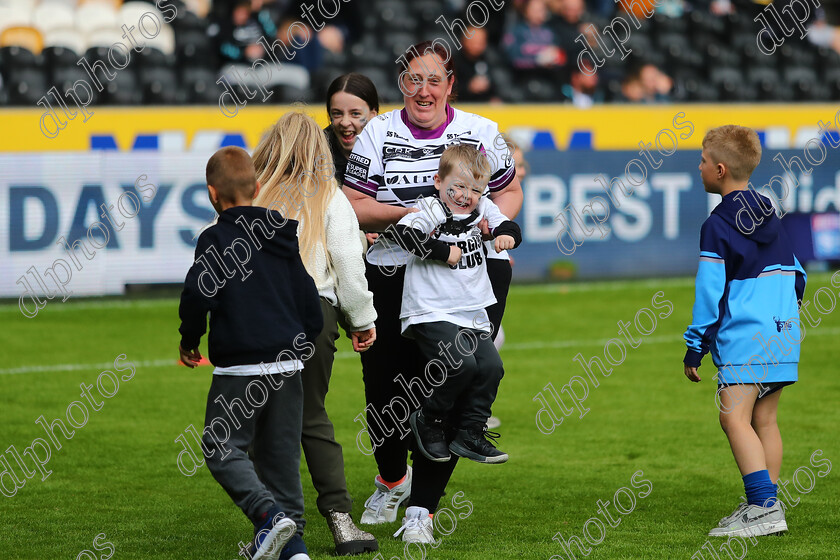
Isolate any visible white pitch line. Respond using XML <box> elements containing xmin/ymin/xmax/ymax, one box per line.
<box><xmin>0</xmin><ymin>299</ymin><xmax>177</xmax><ymax>313</ymax></box>
<box><xmin>0</xmin><ymin>279</ymin><xmax>692</xmax><ymax>313</ymax></box>
<box><xmin>0</xmin><ymin>359</ymin><xmax>175</xmax><ymax>376</ymax></box>
<box><xmin>3</xmin><ymin>272</ymin><xmax>836</xmax><ymax>310</ymax></box>
<box><xmin>4</xmin><ymin>327</ymin><xmax>838</xmax><ymax>376</ymax></box>
<box><xmin>510</xmin><ymin>277</ymin><xmax>695</xmax><ymax>294</ymax></box>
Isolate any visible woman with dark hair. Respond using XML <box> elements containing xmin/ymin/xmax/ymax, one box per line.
<box><xmin>342</xmin><ymin>40</ymin><xmax>523</xmax><ymax>544</ymax></box>
<box><xmin>324</xmin><ymin>73</ymin><xmax>380</xmax><ymax>184</ymax></box>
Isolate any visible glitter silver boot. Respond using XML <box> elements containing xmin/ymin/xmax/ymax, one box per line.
<box><xmin>326</xmin><ymin>510</ymin><xmax>379</xmax><ymax>555</ymax></box>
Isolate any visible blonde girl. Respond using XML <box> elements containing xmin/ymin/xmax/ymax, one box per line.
<box><xmin>252</xmin><ymin>112</ymin><xmax>379</xmax><ymax>557</ymax></box>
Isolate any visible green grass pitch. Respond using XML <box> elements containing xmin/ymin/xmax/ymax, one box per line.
<box><xmin>1</xmin><ymin>274</ymin><xmax>838</xmax><ymax>559</ymax></box>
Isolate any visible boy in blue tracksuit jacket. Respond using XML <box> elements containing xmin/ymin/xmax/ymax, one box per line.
<box><xmin>683</xmin><ymin>125</ymin><xmax>806</xmax><ymax>539</ymax></box>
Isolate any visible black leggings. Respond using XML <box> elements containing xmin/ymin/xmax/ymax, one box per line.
<box><xmin>360</xmin><ymin>261</ymin><xmax>461</xmax><ymax>512</ymax></box>
<box><xmin>485</xmin><ymin>258</ymin><xmax>512</xmax><ymax>341</ymax></box>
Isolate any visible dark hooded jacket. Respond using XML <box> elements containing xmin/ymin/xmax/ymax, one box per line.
<box><xmin>179</xmin><ymin>206</ymin><xmax>323</xmax><ymax>368</ymax></box>
<box><xmin>683</xmin><ymin>189</ymin><xmax>806</xmax><ymax>383</ymax></box>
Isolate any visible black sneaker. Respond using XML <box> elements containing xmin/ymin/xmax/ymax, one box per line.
<box><xmin>409</xmin><ymin>410</ymin><xmax>451</xmax><ymax>462</ymax></box>
<box><xmin>449</xmin><ymin>425</ymin><xmax>509</xmax><ymax>464</ymax></box>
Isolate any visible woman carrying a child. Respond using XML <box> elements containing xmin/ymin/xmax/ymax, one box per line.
<box><xmin>252</xmin><ymin>112</ymin><xmax>379</xmax><ymax>558</ymax></box>
<box><xmin>342</xmin><ymin>40</ymin><xmax>523</xmax><ymax>543</ymax></box>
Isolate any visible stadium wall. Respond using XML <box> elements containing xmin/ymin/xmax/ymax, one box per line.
<box><xmin>2</xmin><ymin>104</ymin><xmax>840</xmax><ymax>299</ymax></box>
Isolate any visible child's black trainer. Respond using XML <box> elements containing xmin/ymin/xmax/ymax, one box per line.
<box><xmin>409</xmin><ymin>410</ymin><xmax>451</xmax><ymax>462</ymax></box>
<box><xmin>449</xmin><ymin>425</ymin><xmax>508</xmax><ymax>464</ymax></box>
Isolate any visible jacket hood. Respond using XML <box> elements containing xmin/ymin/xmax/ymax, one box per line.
<box><xmin>218</xmin><ymin>206</ymin><xmax>300</xmax><ymax>258</ymax></box>
<box><xmin>714</xmin><ymin>190</ymin><xmax>781</xmax><ymax>244</ymax></box>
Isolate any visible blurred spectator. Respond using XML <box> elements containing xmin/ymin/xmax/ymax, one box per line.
<box><xmin>503</xmin><ymin>0</ymin><xmax>569</xmax><ymax>82</ymax></box>
<box><xmin>455</xmin><ymin>27</ymin><xmax>503</xmax><ymax>103</ymax></box>
<box><xmin>579</xmin><ymin>0</ymin><xmax>614</xmax><ymax>19</ymax></box>
<box><xmin>215</xmin><ymin>2</ymin><xmax>321</xmax><ymax>94</ymax></box>
<box><xmin>640</xmin><ymin>63</ymin><xmax>673</xmax><ymax>101</ymax></box>
<box><xmin>314</xmin><ymin>0</ymin><xmax>363</xmax><ymax>54</ymax></box>
<box><xmin>617</xmin><ymin>63</ymin><xmax>672</xmax><ymax>102</ymax></box>
<box><xmin>547</xmin><ymin>0</ymin><xmax>591</xmax><ymax>53</ymax></box>
<box><xmin>651</xmin><ymin>0</ymin><xmax>684</xmax><ymax>18</ymax></box>
<box><xmin>808</xmin><ymin>19</ymin><xmax>840</xmax><ymax>54</ymax></box>
<box><xmin>686</xmin><ymin>0</ymin><xmax>732</xmax><ymax>15</ymax></box>
<box><xmin>709</xmin><ymin>0</ymin><xmax>734</xmax><ymax>16</ymax></box>
<box><xmin>620</xmin><ymin>71</ymin><xmax>647</xmax><ymax>102</ymax></box>
<box><xmin>561</xmin><ymin>62</ymin><xmax>603</xmax><ymax>107</ymax></box>
<box><xmin>217</xmin><ymin>0</ymin><xmax>278</xmax><ymax>64</ymax></box>
<box><xmin>277</xmin><ymin>16</ymin><xmax>323</xmax><ymax>72</ymax></box>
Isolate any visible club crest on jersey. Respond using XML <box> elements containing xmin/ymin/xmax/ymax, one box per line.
<box><xmin>773</xmin><ymin>316</ymin><xmax>793</xmax><ymax>332</ymax></box>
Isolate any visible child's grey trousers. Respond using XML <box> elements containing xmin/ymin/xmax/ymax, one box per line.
<box><xmin>201</xmin><ymin>369</ymin><xmax>305</xmax><ymax>535</ymax></box>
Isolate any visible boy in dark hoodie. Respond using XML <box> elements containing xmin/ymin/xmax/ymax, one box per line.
<box><xmin>179</xmin><ymin>146</ymin><xmax>323</xmax><ymax>560</ymax></box>
<box><xmin>683</xmin><ymin>125</ymin><xmax>806</xmax><ymax>539</ymax></box>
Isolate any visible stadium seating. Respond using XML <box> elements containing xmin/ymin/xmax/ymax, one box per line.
<box><xmin>0</xmin><ymin>25</ymin><xmax>44</xmax><ymax>53</ymax></box>
<box><xmin>74</xmin><ymin>2</ymin><xmax>118</xmax><ymax>34</ymax></box>
<box><xmin>1</xmin><ymin>0</ymin><xmax>839</xmax><ymax>107</ymax></box>
<box><xmin>32</xmin><ymin>2</ymin><xmax>76</xmax><ymax>33</ymax></box>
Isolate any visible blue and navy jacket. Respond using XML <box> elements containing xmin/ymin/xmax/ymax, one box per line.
<box><xmin>684</xmin><ymin>190</ymin><xmax>806</xmax><ymax>384</ymax></box>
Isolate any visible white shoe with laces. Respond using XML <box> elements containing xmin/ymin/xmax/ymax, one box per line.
<box><xmin>709</xmin><ymin>501</ymin><xmax>787</xmax><ymax>537</ymax></box>
<box><xmin>718</xmin><ymin>500</ymin><xmax>749</xmax><ymax>527</ymax></box>
<box><xmin>393</xmin><ymin>506</ymin><xmax>436</xmax><ymax>544</ymax></box>
<box><xmin>360</xmin><ymin>466</ymin><xmax>412</xmax><ymax>525</ymax></box>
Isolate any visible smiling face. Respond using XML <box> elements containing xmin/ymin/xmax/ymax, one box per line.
<box><xmin>329</xmin><ymin>90</ymin><xmax>376</xmax><ymax>156</ymax></box>
<box><xmin>401</xmin><ymin>53</ymin><xmax>453</xmax><ymax>130</ymax></box>
<box><xmin>435</xmin><ymin>165</ymin><xmax>484</xmax><ymax>215</ymax></box>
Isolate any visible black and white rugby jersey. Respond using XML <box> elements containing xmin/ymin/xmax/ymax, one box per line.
<box><xmin>391</xmin><ymin>196</ymin><xmax>520</xmax><ymax>333</ymax></box>
<box><xmin>343</xmin><ymin>105</ymin><xmax>515</xmax><ymax>265</ymax></box>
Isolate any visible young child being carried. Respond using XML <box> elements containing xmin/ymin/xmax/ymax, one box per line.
<box><xmin>178</xmin><ymin>146</ymin><xmax>323</xmax><ymax>560</ymax></box>
<box><xmin>683</xmin><ymin>125</ymin><xmax>806</xmax><ymax>538</ymax></box>
<box><xmin>385</xmin><ymin>143</ymin><xmax>521</xmax><ymax>465</ymax></box>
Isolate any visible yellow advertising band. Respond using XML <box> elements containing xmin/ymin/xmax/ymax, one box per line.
<box><xmin>0</xmin><ymin>103</ymin><xmax>835</xmax><ymax>152</ymax></box>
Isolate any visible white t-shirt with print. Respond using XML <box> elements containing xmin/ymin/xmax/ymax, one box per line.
<box><xmin>396</xmin><ymin>196</ymin><xmax>510</xmax><ymax>334</ymax></box>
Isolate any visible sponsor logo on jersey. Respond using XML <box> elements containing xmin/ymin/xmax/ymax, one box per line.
<box><xmin>348</xmin><ymin>152</ymin><xmax>371</xmax><ymax>166</ymax></box>
<box><xmin>386</xmin><ymin>174</ymin><xmax>436</xmax><ymax>185</ymax></box>
<box><xmin>383</xmin><ymin>144</ymin><xmax>446</xmax><ymax>162</ymax></box>
<box><xmin>346</xmin><ymin>163</ymin><xmax>368</xmax><ymax>182</ymax></box>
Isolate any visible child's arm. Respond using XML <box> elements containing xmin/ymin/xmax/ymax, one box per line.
<box><xmin>177</xmin><ymin>232</ymin><xmax>218</xmax><ymax>367</ymax></box>
<box><xmin>389</xmin><ymin>197</ymin><xmax>458</xmax><ymax>264</ymax></box>
<box><xmin>325</xmin><ymin>192</ymin><xmax>377</xmax><ymax>332</ymax></box>
<box><xmin>482</xmin><ymin>198</ymin><xmax>522</xmax><ymax>252</ymax></box>
<box><xmin>683</xmin><ymin>216</ymin><xmax>729</xmax><ymax>377</ymax></box>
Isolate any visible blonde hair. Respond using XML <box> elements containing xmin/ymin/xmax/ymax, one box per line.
<box><xmin>702</xmin><ymin>125</ymin><xmax>762</xmax><ymax>181</ymax></box>
<box><xmin>252</xmin><ymin>112</ymin><xmax>337</xmax><ymax>276</ymax></box>
<box><xmin>438</xmin><ymin>143</ymin><xmax>492</xmax><ymax>188</ymax></box>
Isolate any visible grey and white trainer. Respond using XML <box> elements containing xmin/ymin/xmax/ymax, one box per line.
<box><xmin>709</xmin><ymin>501</ymin><xmax>787</xmax><ymax>537</ymax></box>
<box><xmin>360</xmin><ymin>466</ymin><xmax>412</xmax><ymax>525</ymax></box>
<box><xmin>718</xmin><ymin>500</ymin><xmax>749</xmax><ymax>527</ymax></box>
